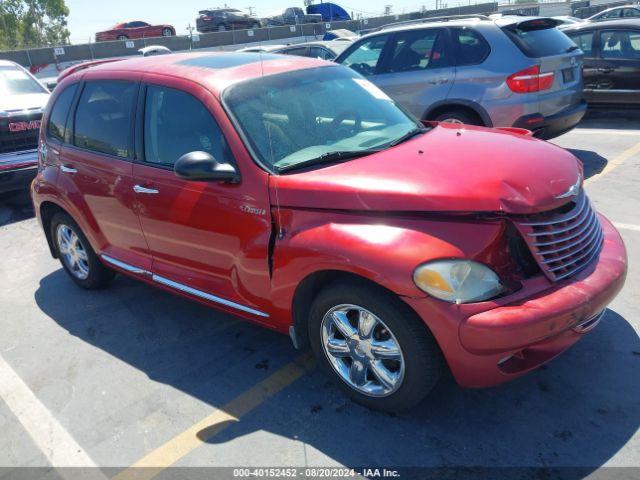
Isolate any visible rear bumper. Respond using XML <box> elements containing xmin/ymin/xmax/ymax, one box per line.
<box><xmin>513</xmin><ymin>101</ymin><xmax>587</xmax><ymax>140</ymax></box>
<box><xmin>404</xmin><ymin>215</ymin><xmax>627</xmax><ymax>388</ymax></box>
<box><xmin>0</xmin><ymin>150</ymin><xmax>38</xmax><ymax>194</ymax></box>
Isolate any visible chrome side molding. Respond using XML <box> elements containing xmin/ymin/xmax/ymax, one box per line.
<box><xmin>100</xmin><ymin>254</ymin><xmax>269</xmax><ymax>318</ymax></box>
<box><xmin>101</xmin><ymin>254</ymin><xmax>151</xmax><ymax>276</ymax></box>
<box><xmin>152</xmin><ymin>274</ymin><xmax>269</xmax><ymax>318</ymax></box>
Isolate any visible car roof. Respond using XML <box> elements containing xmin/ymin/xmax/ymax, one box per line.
<box><xmin>563</xmin><ymin>18</ymin><xmax>640</xmax><ymax>31</ymax></box>
<box><xmin>69</xmin><ymin>51</ymin><xmax>331</xmax><ymax>97</ymax></box>
<box><xmin>0</xmin><ymin>60</ymin><xmax>20</xmax><ymax>68</ymax></box>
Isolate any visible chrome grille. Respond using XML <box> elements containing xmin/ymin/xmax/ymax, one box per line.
<box><xmin>514</xmin><ymin>193</ymin><xmax>604</xmax><ymax>281</ymax></box>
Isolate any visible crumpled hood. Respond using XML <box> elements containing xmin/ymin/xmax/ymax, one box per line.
<box><xmin>271</xmin><ymin>124</ymin><xmax>583</xmax><ymax>215</ymax></box>
<box><xmin>0</xmin><ymin>93</ymin><xmax>49</xmax><ymax>114</ymax></box>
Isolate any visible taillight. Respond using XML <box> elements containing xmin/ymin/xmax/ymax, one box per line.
<box><xmin>507</xmin><ymin>65</ymin><xmax>554</xmax><ymax>93</ymax></box>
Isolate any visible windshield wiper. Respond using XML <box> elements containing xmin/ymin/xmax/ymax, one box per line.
<box><xmin>275</xmin><ymin>149</ymin><xmax>380</xmax><ymax>173</ymax></box>
<box><xmin>387</xmin><ymin>127</ymin><xmax>428</xmax><ymax>148</ymax></box>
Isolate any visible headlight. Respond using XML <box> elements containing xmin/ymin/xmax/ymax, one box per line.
<box><xmin>413</xmin><ymin>260</ymin><xmax>504</xmax><ymax>304</ymax></box>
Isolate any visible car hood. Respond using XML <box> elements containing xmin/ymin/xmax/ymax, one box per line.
<box><xmin>0</xmin><ymin>93</ymin><xmax>49</xmax><ymax>114</ymax></box>
<box><xmin>270</xmin><ymin>124</ymin><xmax>583</xmax><ymax>215</ymax></box>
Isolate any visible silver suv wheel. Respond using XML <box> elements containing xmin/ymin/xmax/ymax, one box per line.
<box><xmin>56</xmin><ymin>224</ymin><xmax>90</xmax><ymax>280</ymax></box>
<box><xmin>320</xmin><ymin>304</ymin><xmax>405</xmax><ymax>397</ymax></box>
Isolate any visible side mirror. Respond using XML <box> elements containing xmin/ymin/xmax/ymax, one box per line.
<box><xmin>174</xmin><ymin>151</ymin><xmax>239</xmax><ymax>183</ymax></box>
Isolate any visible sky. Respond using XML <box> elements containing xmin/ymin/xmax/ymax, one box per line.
<box><xmin>65</xmin><ymin>0</ymin><xmax>444</xmax><ymax>43</ymax></box>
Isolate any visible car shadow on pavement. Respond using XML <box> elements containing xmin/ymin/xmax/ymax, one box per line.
<box><xmin>580</xmin><ymin>108</ymin><xmax>640</xmax><ymax>131</ymax></box>
<box><xmin>567</xmin><ymin>149</ymin><xmax>608</xmax><ymax>180</ymax></box>
<box><xmin>0</xmin><ymin>191</ymin><xmax>34</xmax><ymax>227</ymax></box>
<box><xmin>35</xmin><ymin>271</ymin><xmax>640</xmax><ymax>471</ymax></box>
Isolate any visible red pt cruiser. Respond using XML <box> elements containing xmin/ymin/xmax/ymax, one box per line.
<box><xmin>31</xmin><ymin>53</ymin><xmax>627</xmax><ymax>411</ymax></box>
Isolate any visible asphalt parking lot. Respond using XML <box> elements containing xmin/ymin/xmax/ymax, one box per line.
<box><xmin>0</xmin><ymin>109</ymin><xmax>639</xmax><ymax>478</ymax></box>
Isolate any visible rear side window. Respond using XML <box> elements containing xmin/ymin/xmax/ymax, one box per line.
<box><xmin>567</xmin><ymin>32</ymin><xmax>594</xmax><ymax>57</ymax></box>
<box><xmin>338</xmin><ymin>34</ymin><xmax>389</xmax><ymax>76</ymax></box>
<box><xmin>502</xmin><ymin>24</ymin><xmax>577</xmax><ymax>57</ymax></box>
<box><xmin>47</xmin><ymin>84</ymin><xmax>77</xmax><ymax>143</ymax></box>
<box><xmin>74</xmin><ymin>81</ymin><xmax>137</xmax><ymax>158</ymax></box>
<box><xmin>309</xmin><ymin>46</ymin><xmax>334</xmax><ymax>60</ymax></box>
<box><xmin>600</xmin><ymin>30</ymin><xmax>640</xmax><ymax>60</ymax></box>
<box><xmin>382</xmin><ymin>28</ymin><xmax>449</xmax><ymax>73</ymax></box>
<box><xmin>451</xmin><ymin>27</ymin><xmax>490</xmax><ymax>65</ymax></box>
<box><xmin>143</xmin><ymin>85</ymin><xmax>232</xmax><ymax>167</ymax></box>
<box><xmin>281</xmin><ymin>47</ymin><xmax>308</xmax><ymax>56</ymax></box>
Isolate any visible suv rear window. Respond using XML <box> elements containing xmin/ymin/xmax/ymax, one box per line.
<box><xmin>502</xmin><ymin>21</ymin><xmax>577</xmax><ymax>58</ymax></box>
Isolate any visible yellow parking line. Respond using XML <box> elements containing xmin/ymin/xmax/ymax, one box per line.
<box><xmin>585</xmin><ymin>140</ymin><xmax>640</xmax><ymax>184</ymax></box>
<box><xmin>112</xmin><ymin>352</ymin><xmax>315</xmax><ymax>480</ymax></box>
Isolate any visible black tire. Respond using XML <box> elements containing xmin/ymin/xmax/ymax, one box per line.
<box><xmin>218</xmin><ymin>24</ymin><xmax>227</xmax><ymax>32</ymax></box>
<box><xmin>250</xmin><ymin>22</ymin><xmax>261</xmax><ymax>29</ymax></box>
<box><xmin>162</xmin><ymin>28</ymin><xmax>173</xmax><ymax>37</ymax></box>
<box><xmin>308</xmin><ymin>281</ymin><xmax>443</xmax><ymax>412</ymax></box>
<box><xmin>434</xmin><ymin>110</ymin><xmax>482</xmax><ymax>126</ymax></box>
<box><xmin>50</xmin><ymin>212</ymin><xmax>115</xmax><ymax>289</ymax></box>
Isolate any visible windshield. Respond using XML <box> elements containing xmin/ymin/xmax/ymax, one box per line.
<box><xmin>0</xmin><ymin>66</ymin><xmax>47</xmax><ymax>96</ymax></box>
<box><xmin>223</xmin><ymin>67</ymin><xmax>420</xmax><ymax>172</ymax></box>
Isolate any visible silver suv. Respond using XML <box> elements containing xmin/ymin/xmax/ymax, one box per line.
<box><xmin>335</xmin><ymin>15</ymin><xmax>586</xmax><ymax>139</ymax></box>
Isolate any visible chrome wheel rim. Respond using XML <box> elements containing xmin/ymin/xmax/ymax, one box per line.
<box><xmin>56</xmin><ymin>224</ymin><xmax>89</xmax><ymax>280</ymax></box>
<box><xmin>321</xmin><ymin>304</ymin><xmax>405</xmax><ymax>397</ymax></box>
<box><xmin>162</xmin><ymin>28</ymin><xmax>172</xmax><ymax>36</ymax></box>
<box><xmin>442</xmin><ymin>118</ymin><xmax>464</xmax><ymax>124</ymax></box>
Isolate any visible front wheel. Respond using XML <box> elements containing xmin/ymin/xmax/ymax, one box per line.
<box><xmin>433</xmin><ymin>110</ymin><xmax>482</xmax><ymax>126</ymax></box>
<box><xmin>51</xmin><ymin>212</ymin><xmax>115</xmax><ymax>289</ymax></box>
<box><xmin>308</xmin><ymin>282</ymin><xmax>443</xmax><ymax>412</ymax></box>
<box><xmin>117</xmin><ymin>35</ymin><xmax>128</xmax><ymax>41</ymax></box>
<box><xmin>162</xmin><ymin>28</ymin><xmax>173</xmax><ymax>37</ymax></box>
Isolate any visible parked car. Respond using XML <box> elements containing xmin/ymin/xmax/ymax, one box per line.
<box><xmin>0</xmin><ymin>60</ymin><xmax>49</xmax><ymax>194</ymax></box>
<box><xmin>139</xmin><ymin>45</ymin><xmax>172</xmax><ymax>57</ymax></box>
<box><xmin>95</xmin><ymin>21</ymin><xmax>175</xmax><ymax>42</ymax></box>
<box><xmin>586</xmin><ymin>5</ymin><xmax>640</xmax><ymax>22</ymax></box>
<box><xmin>553</xmin><ymin>16</ymin><xmax>584</xmax><ymax>29</ymax></box>
<box><xmin>262</xmin><ymin>7</ymin><xmax>322</xmax><ymax>27</ymax></box>
<box><xmin>273</xmin><ymin>40</ymin><xmax>352</xmax><ymax>60</ymax></box>
<box><xmin>323</xmin><ymin>29</ymin><xmax>359</xmax><ymax>41</ymax></box>
<box><xmin>196</xmin><ymin>8</ymin><xmax>261</xmax><ymax>32</ymax></box>
<box><xmin>563</xmin><ymin>19</ymin><xmax>640</xmax><ymax>105</ymax></box>
<box><xmin>32</xmin><ymin>52</ymin><xmax>626</xmax><ymax>412</ymax></box>
<box><xmin>335</xmin><ymin>15</ymin><xmax>587</xmax><ymax>139</ymax></box>
<box><xmin>237</xmin><ymin>44</ymin><xmax>288</xmax><ymax>53</ymax></box>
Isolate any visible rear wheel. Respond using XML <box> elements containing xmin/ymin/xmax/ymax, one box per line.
<box><xmin>434</xmin><ymin>110</ymin><xmax>482</xmax><ymax>126</ymax></box>
<box><xmin>308</xmin><ymin>282</ymin><xmax>443</xmax><ymax>412</ymax></box>
<box><xmin>117</xmin><ymin>35</ymin><xmax>128</xmax><ymax>41</ymax></box>
<box><xmin>162</xmin><ymin>28</ymin><xmax>173</xmax><ymax>37</ymax></box>
<box><xmin>218</xmin><ymin>24</ymin><xmax>227</xmax><ymax>32</ymax></box>
<box><xmin>51</xmin><ymin>212</ymin><xmax>115</xmax><ymax>289</ymax></box>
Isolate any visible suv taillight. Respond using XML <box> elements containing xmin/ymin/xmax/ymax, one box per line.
<box><xmin>507</xmin><ymin>65</ymin><xmax>554</xmax><ymax>93</ymax></box>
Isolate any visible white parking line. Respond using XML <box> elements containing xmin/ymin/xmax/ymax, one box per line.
<box><xmin>614</xmin><ymin>222</ymin><xmax>640</xmax><ymax>232</ymax></box>
<box><xmin>573</xmin><ymin>128</ymin><xmax>640</xmax><ymax>136</ymax></box>
<box><xmin>0</xmin><ymin>353</ymin><xmax>102</xmax><ymax>471</ymax></box>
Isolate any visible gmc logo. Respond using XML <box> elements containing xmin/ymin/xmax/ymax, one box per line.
<box><xmin>9</xmin><ymin>120</ymin><xmax>41</xmax><ymax>132</ymax></box>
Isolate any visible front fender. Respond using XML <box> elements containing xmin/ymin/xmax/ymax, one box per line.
<box><xmin>269</xmin><ymin>208</ymin><xmax>509</xmax><ymax>326</ymax></box>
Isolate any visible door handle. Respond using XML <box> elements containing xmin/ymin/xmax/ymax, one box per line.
<box><xmin>133</xmin><ymin>185</ymin><xmax>159</xmax><ymax>194</ymax></box>
<box><xmin>60</xmin><ymin>165</ymin><xmax>77</xmax><ymax>173</ymax></box>
<box><xmin>597</xmin><ymin>67</ymin><xmax>614</xmax><ymax>74</ymax></box>
<box><xmin>427</xmin><ymin>77</ymin><xmax>449</xmax><ymax>85</ymax></box>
